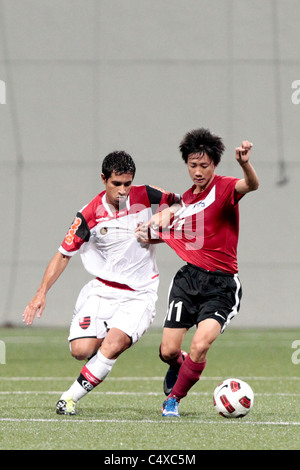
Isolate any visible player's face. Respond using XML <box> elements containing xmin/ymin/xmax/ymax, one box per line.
<box><xmin>187</xmin><ymin>153</ymin><xmax>215</xmax><ymax>193</ymax></box>
<box><xmin>102</xmin><ymin>171</ymin><xmax>133</xmax><ymax>211</ymax></box>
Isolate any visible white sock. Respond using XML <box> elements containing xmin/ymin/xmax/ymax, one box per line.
<box><xmin>61</xmin><ymin>350</ymin><xmax>116</xmax><ymax>402</ymax></box>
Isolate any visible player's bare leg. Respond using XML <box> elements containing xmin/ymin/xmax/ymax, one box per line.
<box><xmin>189</xmin><ymin>318</ymin><xmax>221</xmax><ymax>363</ymax></box>
<box><xmin>70</xmin><ymin>337</ymin><xmax>103</xmax><ymax>361</ymax></box>
<box><xmin>56</xmin><ymin>328</ymin><xmax>132</xmax><ymax>415</ymax></box>
<box><xmin>160</xmin><ymin>327</ymin><xmax>188</xmax><ymax>362</ymax></box>
<box><xmin>159</xmin><ymin>327</ymin><xmax>188</xmax><ymax>396</ymax></box>
<box><xmin>162</xmin><ymin>319</ymin><xmax>221</xmax><ymax>417</ymax></box>
<box><xmin>100</xmin><ymin>328</ymin><xmax>132</xmax><ymax>360</ymax></box>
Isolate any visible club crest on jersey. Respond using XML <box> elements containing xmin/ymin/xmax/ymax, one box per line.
<box><xmin>100</xmin><ymin>227</ymin><xmax>108</xmax><ymax>235</ymax></box>
<box><xmin>79</xmin><ymin>316</ymin><xmax>91</xmax><ymax>330</ymax></box>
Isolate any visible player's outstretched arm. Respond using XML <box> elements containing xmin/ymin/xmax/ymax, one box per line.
<box><xmin>22</xmin><ymin>251</ymin><xmax>70</xmax><ymax>325</ymax></box>
<box><xmin>235</xmin><ymin>141</ymin><xmax>259</xmax><ymax>194</ymax></box>
<box><xmin>148</xmin><ymin>203</ymin><xmax>182</xmax><ymax>231</ymax></box>
<box><xmin>135</xmin><ymin>203</ymin><xmax>182</xmax><ymax>244</ymax></box>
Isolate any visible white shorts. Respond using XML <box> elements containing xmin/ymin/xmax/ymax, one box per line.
<box><xmin>68</xmin><ymin>279</ymin><xmax>158</xmax><ymax>345</ymax></box>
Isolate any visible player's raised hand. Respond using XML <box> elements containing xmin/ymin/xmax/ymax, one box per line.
<box><xmin>235</xmin><ymin>141</ymin><xmax>253</xmax><ymax>165</ymax></box>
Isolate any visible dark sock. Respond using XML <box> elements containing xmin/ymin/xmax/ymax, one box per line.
<box><xmin>169</xmin><ymin>354</ymin><xmax>207</xmax><ymax>401</ymax></box>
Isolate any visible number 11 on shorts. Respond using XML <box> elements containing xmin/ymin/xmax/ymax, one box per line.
<box><xmin>167</xmin><ymin>300</ymin><xmax>183</xmax><ymax>322</ymax></box>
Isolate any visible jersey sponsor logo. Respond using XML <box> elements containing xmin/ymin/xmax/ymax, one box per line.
<box><xmin>65</xmin><ymin>216</ymin><xmax>82</xmax><ymax>245</ymax></box>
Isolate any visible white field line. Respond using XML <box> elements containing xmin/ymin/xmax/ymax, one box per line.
<box><xmin>0</xmin><ymin>391</ymin><xmax>299</xmax><ymax>397</ymax></box>
<box><xmin>0</xmin><ymin>417</ymin><xmax>299</xmax><ymax>426</ymax></box>
<box><xmin>1</xmin><ymin>376</ymin><xmax>300</xmax><ymax>381</ymax></box>
<box><xmin>0</xmin><ymin>382</ymin><xmax>299</xmax><ymax>426</ymax></box>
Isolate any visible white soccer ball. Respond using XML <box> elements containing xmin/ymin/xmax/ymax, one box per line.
<box><xmin>213</xmin><ymin>378</ymin><xmax>254</xmax><ymax>418</ymax></box>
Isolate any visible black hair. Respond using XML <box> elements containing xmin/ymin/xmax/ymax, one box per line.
<box><xmin>179</xmin><ymin>128</ymin><xmax>225</xmax><ymax>166</ymax></box>
<box><xmin>102</xmin><ymin>151</ymin><xmax>136</xmax><ymax>180</ymax></box>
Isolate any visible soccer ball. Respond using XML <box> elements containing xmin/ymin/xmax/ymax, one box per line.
<box><xmin>213</xmin><ymin>378</ymin><xmax>254</xmax><ymax>418</ymax></box>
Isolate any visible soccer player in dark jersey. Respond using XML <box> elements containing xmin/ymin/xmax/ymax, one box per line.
<box><xmin>139</xmin><ymin>128</ymin><xmax>259</xmax><ymax>418</ymax></box>
<box><xmin>23</xmin><ymin>151</ymin><xmax>180</xmax><ymax>415</ymax></box>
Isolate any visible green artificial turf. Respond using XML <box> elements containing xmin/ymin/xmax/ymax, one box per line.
<box><xmin>0</xmin><ymin>327</ymin><xmax>299</xmax><ymax>451</ymax></box>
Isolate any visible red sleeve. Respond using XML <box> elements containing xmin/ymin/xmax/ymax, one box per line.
<box><xmin>219</xmin><ymin>177</ymin><xmax>243</xmax><ymax>207</ymax></box>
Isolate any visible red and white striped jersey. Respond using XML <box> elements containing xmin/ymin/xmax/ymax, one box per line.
<box><xmin>159</xmin><ymin>175</ymin><xmax>243</xmax><ymax>274</ymax></box>
<box><xmin>59</xmin><ymin>185</ymin><xmax>180</xmax><ymax>291</ymax></box>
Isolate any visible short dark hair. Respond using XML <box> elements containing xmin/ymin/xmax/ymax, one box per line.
<box><xmin>179</xmin><ymin>128</ymin><xmax>225</xmax><ymax>165</ymax></box>
<box><xmin>102</xmin><ymin>151</ymin><xmax>136</xmax><ymax>180</ymax></box>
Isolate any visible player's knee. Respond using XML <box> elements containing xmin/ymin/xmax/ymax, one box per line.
<box><xmin>70</xmin><ymin>337</ymin><xmax>102</xmax><ymax>361</ymax></box>
<box><xmin>159</xmin><ymin>343</ymin><xmax>179</xmax><ymax>363</ymax></box>
<box><xmin>190</xmin><ymin>338</ymin><xmax>210</xmax><ymax>362</ymax></box>
<box><xmin>70</xmin><ymin>349</ymin><xmax>88</xmax><ymax>361</ymax></box>
<box><xmin>70</xmin><ymin>343</ymin><xmax>93</xmax><ymax>361</ymax></box>
<box><xmin>100</xmin><ymin>333</ymin><xmax>131</xmax><ymax>359</ymax></box>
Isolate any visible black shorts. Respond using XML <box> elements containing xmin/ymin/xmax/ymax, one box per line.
<box><xmin>163</xmin><ymin>264</ymin><xmax>242</xmax><ymax>333</ymax></box>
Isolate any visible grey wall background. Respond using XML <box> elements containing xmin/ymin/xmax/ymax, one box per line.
<box><xmin>0</xmin><ymin>0</ymin><xmax>299</xmax><ymax>329</ymax></box>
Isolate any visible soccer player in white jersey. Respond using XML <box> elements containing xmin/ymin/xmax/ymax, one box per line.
<box><xmin>137</xmin><ymin>128</ymin><xmax>259</xmax><ymax>418</ymax></box>
<box><xmin>23</xmin><ymin>151</ymin><xmax>180</xmax><ymax>415</ymax></box>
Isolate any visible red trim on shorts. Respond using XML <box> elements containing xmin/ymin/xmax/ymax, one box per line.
<box><xmin>96</xmin><ymin>277</ymin><xmax>135</xmax><ymax>291</ymax></box>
